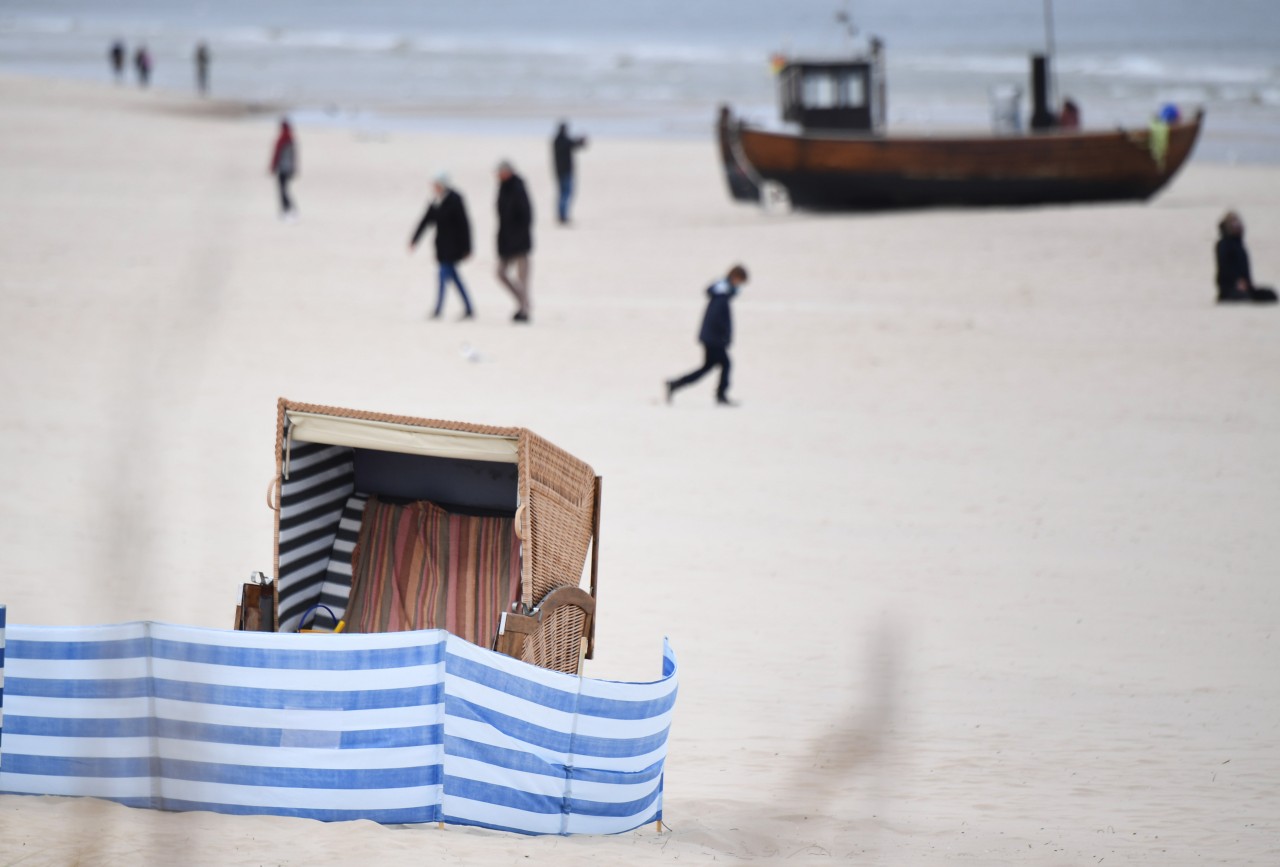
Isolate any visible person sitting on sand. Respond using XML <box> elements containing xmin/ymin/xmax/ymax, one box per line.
<box><xmin>1215</xmin><ymin>211</ymin><xmax>1276</xmax><ymax>304</ymax></box>
<box><xmin>665</xmin><ymin>264</ymin><xmax>749</xmax><ymax>407</ymax></box>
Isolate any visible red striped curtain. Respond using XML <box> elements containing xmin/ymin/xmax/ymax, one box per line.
<box><xmin>345</xmin><ymin>497</ymin><xmax>521</xmax><ymax>647</ymax></box>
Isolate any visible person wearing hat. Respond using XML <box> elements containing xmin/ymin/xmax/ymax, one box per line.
<box><xmin>409</xmin><ymin>173</ymin><xmax>475</xmax><ymax>319</ymax></box>
<box><xmin>495</xmin><ymin>160</ymin><xmax>533</xmax><ymax>323</ymax></box>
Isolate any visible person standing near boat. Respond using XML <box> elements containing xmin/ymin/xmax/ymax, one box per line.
<box><xmin>495</xmin><ymin>160</ymin><xmax>533</xmax><ymax>323</ymax></box>
<box><xmin>1058</xmin><ymin>97</ymin><xmax>1080</xmax><ymax>129</ymax></box>
<box><xmin>552</xmin><ymin>121</ymin><xmax>587</xmax><ymax>225</ymax></box>
<box><xmin>665</xmin><ymin>264</ymin><xmax>749</xmax><ymax>407</ymax></box>
<box><xmin>1215</xmin><ymin>211</ymin><xmax>1276</xmax><ymax>304</ymax></box>
<box><xmin>410</xmin><ymin>174</ymin><xmax>475</xmax><ymax>320</ymax></box>
<box><xmin>269</xmin><ymin>119</ymin><xmax>298</xmax><ymax>219</ymax></box>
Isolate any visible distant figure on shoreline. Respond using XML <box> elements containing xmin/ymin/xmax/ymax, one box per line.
<box><xmin>109</xmin><ymin>40</ymin><xmax>126</xmax><ymax>83</ymax></box>
<box><xmin>133</xmin><ymin>45</ymin><xmax>151</xmax><ymax>88</ymax></box>
<box><xmin>552</xmin><ymin>120</ymin><xmax>587</xmax><ymax>225</ymax></box>
<box><xmin>1058</xmin><ymin>97</ymin><xmax>1080</xmax><ymax>130</ymax></box>
<box><xmin>664</xmin><ymin>264</ymin><xmax>749</xmax><ymax>407</ymax></box>
<box><xmin>410</xmin><ymin>174</ymin><xmax>475</xmax><ymax>320</ymax></box>
<box><xmin>268</xmin><ymin>119</ymin><xmax>298</xmax><ymax>219</ymax></box>
<box><xmin>495</xmin><ymin>160</ymin><xmax>533</xmax><ymax>323</ymax></box>
<box><xmin>1215</xmin><ymin>211</ymin><xmax>1276</xmax><ymax>304</ymax></box>
<box><xmin>195</xmin><ymin>42</ymin><xmax>211</xmax><ymax>95</ymax></box>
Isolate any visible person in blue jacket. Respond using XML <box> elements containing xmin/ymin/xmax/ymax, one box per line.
<box><xmin>665</xmin><ymin>264</ymin><xmax>749</xmax><ymax>406</ymax></box>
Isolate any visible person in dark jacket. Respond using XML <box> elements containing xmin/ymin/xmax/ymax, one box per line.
<box><xmin>410</xmin><ymin>174</ymin><xmax>475</xmax><ymax>319</ymax></box>
<box><xmin>268</xmin><ymin>119</ymin><xmax>298</xmax><ymax>218</ymax></box>
<box><xmin>109</xmin><ymin>40</ymin><xmax>126</xmax><ymax>83</ymax></box>
<box><xmin>195</xmin><ymin>42</ymin><xmax>211</xmax><ymax>95</ymax></box>
<box><xmin>495</xmin><ymin>160</ymin><xmax>533</xmax><ymax>322</ymax></box>
<box><xmin>665</xmin><ymin>264</ymin><xmax>749</xmax><ymax>406</ymax></box>
<box><xmin>1215</xmin><ymin>211</ymin><xmax>1275</xmax><ymax>303</ymax></box>
<box><xmin>552</xmin><ymin>121</ymin><xmax>587</xmax><ymax>224</ymax></box>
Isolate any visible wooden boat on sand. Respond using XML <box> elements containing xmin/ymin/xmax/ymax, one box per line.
<box><xmin>719</xmin><ymin>43</ymin><xmax>1204</xmax><ymax>210</ymax></box>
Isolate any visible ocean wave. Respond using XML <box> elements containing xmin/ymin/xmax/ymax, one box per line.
<box><xmin>0</xmin><ymin>13</ymin><xmax>757</xmax><ymax>67</ymax></box>
<box><xmin>896</xmin><ymin>50</ymin><xmax>1275</xmax><ymax>88</ymax></box>
<box><xmin>0</xmin><ymin>15</ymin><xmax>79</xmax><ymax>35</ymax></box>
<box><xmin>1059</xmin><ymin>54</ymin><xmax>1272</xmax><ymax>85</ymax></box>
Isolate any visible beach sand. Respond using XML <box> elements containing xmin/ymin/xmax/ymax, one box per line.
<box><xmin>0</xmin><ymin>74</ymin><xmax>1277</xmax><ymax>864</ymax></box>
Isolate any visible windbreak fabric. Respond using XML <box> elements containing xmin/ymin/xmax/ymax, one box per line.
<box><xmin>0</xmin><ymin>611</ymin><xmax>676</xmax><ymax>835</ymax></box>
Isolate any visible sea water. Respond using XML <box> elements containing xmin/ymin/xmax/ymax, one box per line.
<box><xmin>1</xmin><ymin>0</ymin><xmax>1277</xmax><ymax>162</ymax></box>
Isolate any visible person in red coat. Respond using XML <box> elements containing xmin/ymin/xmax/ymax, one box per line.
<box><xmin>269</xmin><ymin>119</ymin><xmax>298</xmax><ymax>219</ymax></box>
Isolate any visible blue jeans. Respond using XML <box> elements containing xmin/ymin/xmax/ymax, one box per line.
<box><xmin>436</xmin><ymin>262</ymin><xmax>473</xmax><ymax>316</ymax></box>
<box><xmin>557</xmin><ymin>174</ymin><xmax>574</xmax><ymax>223</ymax></box>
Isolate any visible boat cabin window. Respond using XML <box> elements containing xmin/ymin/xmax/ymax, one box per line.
<box><xmin>795</xmin><ymin>69</ymin><xmax>868</xmax><ymax>111</ymax></box>
<box><xmin>781</xmin><ymin>61</ymin><xmax>875</xmax><ymax>133</ymax></box>
<box><xmin>802</xmin><ymin>72</ymin><xmax>839</xmax><ymax>109</ymax></box>
<box><xmin>841</xmin><ymin>70</ymin><xmax>867</xmax><ymax>108</ymax></box>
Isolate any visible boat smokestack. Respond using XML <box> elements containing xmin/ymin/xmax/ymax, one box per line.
<box><xmin>1030</xmin><ymin>54</ymin><xmax>1054</xmax><ymax>130</ymax></box>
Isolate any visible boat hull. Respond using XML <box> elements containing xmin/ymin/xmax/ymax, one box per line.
<box><xmin>721</xmin><ymin>112</ymin><xmax>1204</xmax><ymax>210</ymax></box>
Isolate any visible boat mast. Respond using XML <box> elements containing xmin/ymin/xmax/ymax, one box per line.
<box><xmin>836</xmin><ymin>0</ymin><xmax>857</xmax><ymax>54</ymax></box>
<box><xmin>1043</xmin><ymin>0</ymin><xmax>1057</xmax><ymax>109</ymax></box>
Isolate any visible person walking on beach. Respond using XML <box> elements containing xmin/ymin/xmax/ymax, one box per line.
<box><xmin>109</xmin><ymin>40</ymin><xmax>126</xmax><ymax>83</ymax></box>
<box><xmin>665</xmin><ymin>264</ymin><xmax>749</xmax><ymax>406</ymax></box>
<box><xmin>269</xmin><ymin>119</ymin><xmax>298</xmax><ymax>219</ymax></box>
<box><xmin>133</xmin><ymin>44</ymin><xmax>151</xmax><ymax>88</ymax></box>
<box><xmin>495</xmin><ymin>160</ymin><xmax>533</xmax><ymax>322</ymax></box>
<box><xmin>1215</xmin><ymin>210</ymin><xmax>1276</xmax><ymax>304</ymax></box>
<box><xmin>552</xmin><ymin>121</ymin><xmax>587</xmax><ymax>224</ymax></box>
<box><xmin>194</xmin><ymin>42</ymin><xmax>211</xmax><ymax>95</ymax></box>
<box><xmin>410</xmin><ymin>174</ymin><xmax>475</xmax><ymax>320</ymax></box>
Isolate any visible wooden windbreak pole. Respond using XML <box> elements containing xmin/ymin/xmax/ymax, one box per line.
<box><xmin>587</xmin><ymin>476</ymin><xmax>602</xmax><ymax>659</ymax></box>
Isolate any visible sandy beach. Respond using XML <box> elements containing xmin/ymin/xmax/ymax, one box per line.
<box><xmin>0</xmin><ymin>73</ymin><xmax>1277</xmax><ymax>864</ymax></box>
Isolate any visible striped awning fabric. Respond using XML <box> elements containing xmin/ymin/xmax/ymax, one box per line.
<box><xmin>0</xmin><ymin>608</ymin><xmax>676</xmax><ymax>835</ymax></box>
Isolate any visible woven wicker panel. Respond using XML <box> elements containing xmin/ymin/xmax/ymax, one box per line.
<box><xmin>520</xmin><ymin>604</ymin><xmax>587</xmax><ymax>674</ymax></box>
<box><xmin>518</xmin><ymin>430</ymin><xmax>596</xmax><ymax>610</ymax></box>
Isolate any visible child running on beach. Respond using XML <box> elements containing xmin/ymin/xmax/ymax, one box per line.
<box><xmin>664</xmin><ymin>264</ymin><xmax>748</xmax><ymax>407</ymax></box>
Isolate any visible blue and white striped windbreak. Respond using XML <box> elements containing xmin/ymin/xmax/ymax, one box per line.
<box><xmin>0</xmin><ymin>607</ymin><xmax>677</xmax><ymax>835</ymax></box>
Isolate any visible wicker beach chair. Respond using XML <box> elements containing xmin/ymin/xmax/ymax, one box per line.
<box><xmin>235</xmin><ymin>399</ymin><xmax>601</xmax><ymax>674</ymax></box>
